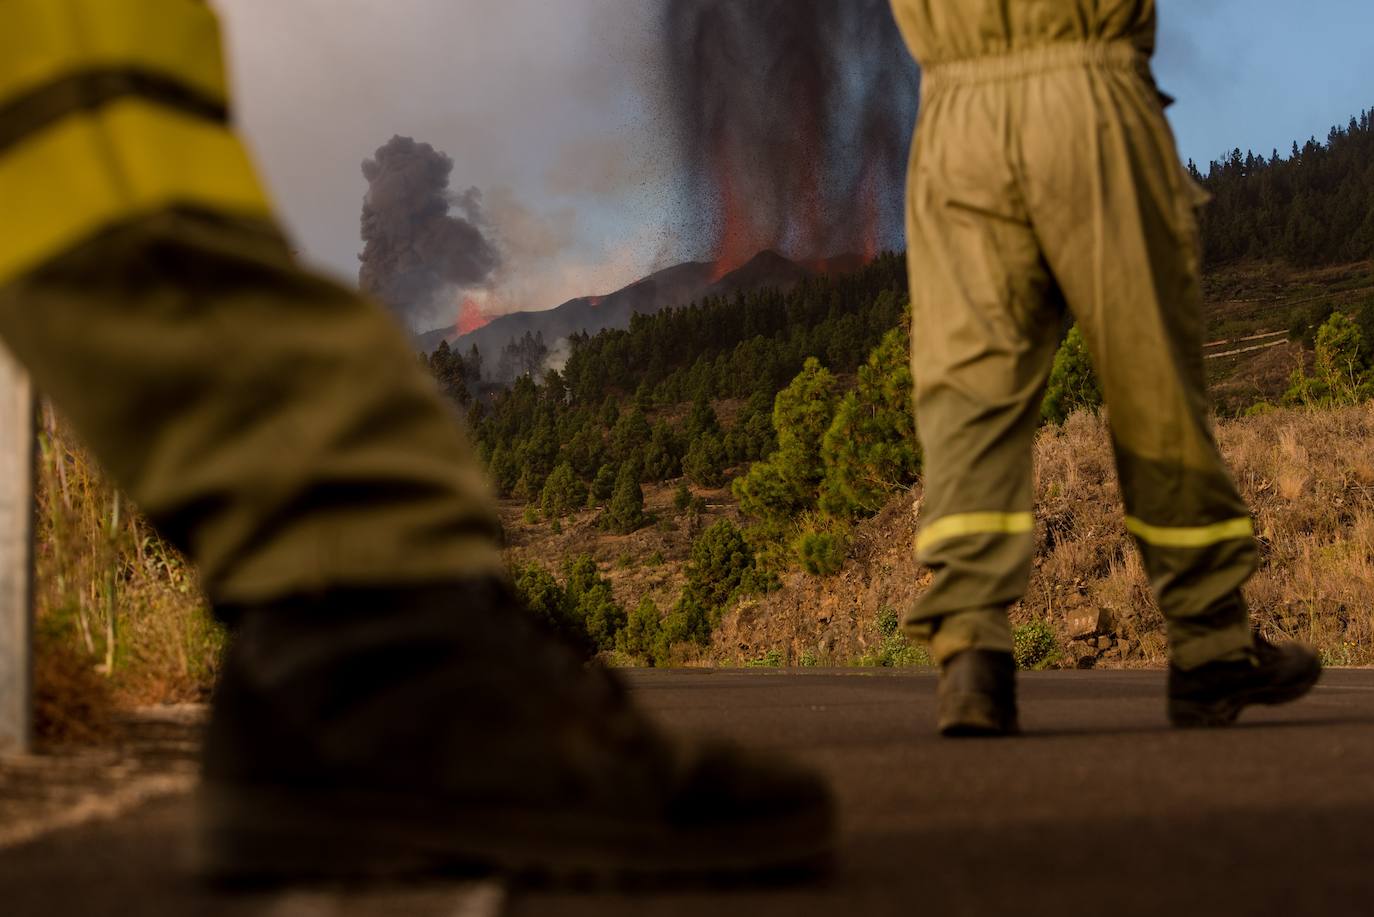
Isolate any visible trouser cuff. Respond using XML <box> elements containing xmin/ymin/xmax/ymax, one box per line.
<box><xmin>909</xmin><ymin>607</ymin><xmax>1014</xmax><ymax>667</ymax></box>
<box><xmin>1169</xmin><ymin>624</ymin><xmax>1254</xmax><ymax>671</ymax></box>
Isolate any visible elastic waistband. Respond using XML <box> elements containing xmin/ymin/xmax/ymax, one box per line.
<box><xmin>921</xmin><ymin>40</ymin><xmax>1147</xmax><ymax>92</ymax></box>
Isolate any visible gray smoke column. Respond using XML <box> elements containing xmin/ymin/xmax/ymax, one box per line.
<box><xmin>660</xmin><ymin>0</ymin><xmax>919</xmax><ymax>272</ymax></box>
<box><xmin>359</xmin><ymin>135</ymin><xmax>501</xmax><ymax>328</ymax></box>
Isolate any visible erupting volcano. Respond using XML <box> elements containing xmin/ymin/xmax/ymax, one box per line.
<box><xmin>662</xmin><ymin>0</ymin><xmax>919</xmax><ymax>277</ymax></box>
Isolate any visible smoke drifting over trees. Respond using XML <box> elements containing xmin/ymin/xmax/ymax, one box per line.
<box><xmin>660</xmin><ymin>0</ymin><xmax>920</xmax><ymax>270</ymax></box>
<box><xmin>359</xmin><ymin>135</ymin><xmax>502</xmax><ymax>328</ymax></box>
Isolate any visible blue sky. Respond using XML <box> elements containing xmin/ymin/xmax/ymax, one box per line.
<box><xmin>215</xmin><ymin>0</ymin><xmax>1374</xmax><ymax>323</ymax></box>
<box><xmin>1154</xmin><ymin>0</ymin><xmax>1374</xmax><ymax>170</ymax></box>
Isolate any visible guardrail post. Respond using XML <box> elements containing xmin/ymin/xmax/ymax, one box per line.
<box><xmin>0</xmin><ymin>342</ymin><xmax>34</xmax><ymax>755</ymax></box>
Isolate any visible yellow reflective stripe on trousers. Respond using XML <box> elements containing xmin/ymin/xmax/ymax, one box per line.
<box><xmin>1124</xmin><ymin>516</ymin><xmax>1254</xmax><ymax>549</ymax></box>
<box><xmin>916</xmin><ymin>511</ymin><xmax>1035</xmax><ymax>553</ymax></box>
<box><xmin>0</xmin><ymin>0</ymin><xmax>227</xmax><ymax>107</ymax></box>
<box><xmin>0</xmin><ymin>99</ymin><xmax>272</xmax><ymax>285</ymax></box>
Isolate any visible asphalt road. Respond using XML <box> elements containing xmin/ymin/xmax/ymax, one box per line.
<box><xmin>5</xmin><ymin>668</ymin><xmax>1374</xmax><ymax>916</ymax></box>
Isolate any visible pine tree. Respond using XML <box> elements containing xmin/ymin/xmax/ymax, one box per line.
<box><xmin>427</xmin><ymin>340</ymin><xmax>470</xmax><ymax>405</ymax></box>
<box><xmin>685</xmin><ymin>393</ymin><xmax>721</xmax><ymax>440</ymax></box>
<box><xmin>734</xmin><ymin>358</ymin><xmax>838</xmax><ymax>524</ymax></box>
<box><xmin>617</xmin><ymin>597</ymin><xmax>665</xmax><ymax>665</ymax></box>
<box><xmin>610</xmin><ymin>407</ymin><xmax>651</xmax><ymax>463</ymax></box>
<box><xmin>684</xmin><ymin>431</ymin><xmax>728</xmax><ymax>488</ymax></box>
<box><xmin>681</xmin><ymin>519</ymin><xmax>754</xmax><ymax>613</ymax></box>
<box><xmin>1041</xmin><ymin>325</ymin><xmax>1102</xmax><ymax>425</ymax></box>
<box><xmin>819</xmin><ymin>328</ymin><xmax>920</xmax><ymax>517</ymax></box>
<box><xmin>512</xmin><ymin>563</ymin><xmax>588</xmax><ymax>653</ymax></box>
<box><xmin>642</xmin><ymin>421</ymin><xmax>684</xmax><ymax>481</ymax></box>
<box><xmin>588</xmin><ymin>463</ymin><xmax>618</xmax><ymax>506</ymax></box>
<box><xmin>606</xmin><ymin>459</ymin><xmax>648</xmax><ymax>533</ymax></box>
<box><xmin>540</xmin><ymin>462</ymin><xmax>587</xmax><ymax>519</ymax></box>
<box><xmin>561</xmin><ymin>555</ymin><xmax>626</xmax><ymax>651</ymax></box>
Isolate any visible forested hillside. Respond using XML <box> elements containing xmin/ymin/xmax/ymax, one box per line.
<box><xmin>439</xmin><ymin>106</ymin><xmax>1374</xmax><ymax>670</ymax></box>
<box><xmin>1194</xmin><ymin>107</ymin><xmax>1374</xmax><ymax>265</ymax></box>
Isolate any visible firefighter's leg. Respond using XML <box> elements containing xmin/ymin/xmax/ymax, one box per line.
<box><xmin>0</xmin><ymin>1</ymin><xmax>835</xmax><ymax>879</ymax></box>
<box><xmin>0</xmin><ymin>0</ymin><xmax>504</xmax><ymax>604</ymax></box>
<box><xmin>1019</xmin><ymin>55</ymin><xmax>1256</xmax><ymax>670</ymax></box>
<box><xmin>902</xmin><ymin>79</ymin><xmax>1064</xmax><ymax>666</ymax></box>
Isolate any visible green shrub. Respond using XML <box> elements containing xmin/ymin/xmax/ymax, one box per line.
<box><xmin>876</xmin><ymin>605</ymin><xmax>900</xmax><ymax>640</ymax></box>
<box><xmin>794</xmin><ymin>528</ymin><xmax>847</xmax><ymax>576</ymax></box>
<box><xmin>1013</xmin><ymin>620</ymin><xmax>1059</xmax><ymax>670</ymax></box>
<box><xmin>662</xmin><ymin>595</ymin><xmax>713</xmax><ymax>649</ymax></box>
<box><xmin>745</xmin><ymin>649</ymin><xmax>784</xmax><ymax>668</ymax></box>
<box><xmin>1285</xmin><ymin>311</ymin><xmax>1372</xmax><ymax>406</ymax></box>
<box><xmin>856</xmin><ymin>607</ymin><xmax>929</xmax><ymax>667</ymax></box>
<box><xmin>738</xmin><ymin>565</ymin><xmax>781</xmax><ymax>596</ymax></box>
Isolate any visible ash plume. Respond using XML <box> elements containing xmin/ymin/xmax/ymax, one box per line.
<box><xmin>660</xmin><ymin>0</ymin><xmax>919</xmax><ymax>270</ymax></box>
<box><xmin>359</xmin><ymin>135</ymin><xmax>501</xmax><ymax>329</ymax></box>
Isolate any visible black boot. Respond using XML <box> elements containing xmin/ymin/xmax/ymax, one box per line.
<box><xmin>1168</xmin><ymin>633</ymin><xmax>1321</xmax><ymax>728</ymax></box>
<box><xmin>937</xmin><ymin>650</ymin><xmax>1019</xmax><ymax>737</ymax></box>
<box><xmin>197</xmin><ymin>580</ymin><xmax>834</xmax><ymax>885</ymax></box>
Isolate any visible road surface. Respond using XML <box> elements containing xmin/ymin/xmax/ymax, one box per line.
<box><xmin>5</xmin><ymin>668</ymin><xmax>1374</xmax><ymax>916</ymax></box>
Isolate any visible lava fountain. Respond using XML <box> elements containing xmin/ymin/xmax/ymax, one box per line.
<box><xmin>661</xmin><ymin>0</ymin><xmax>920</xmax><ymax>277</ymax></box>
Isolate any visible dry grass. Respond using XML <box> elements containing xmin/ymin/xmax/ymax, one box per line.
<box><xmin>1223</xmin><ymin>404</ymin><xmax>1374</xmax><ymax>664</ymax></box>
<box><xmin>1014</xmin><ymin>404</ymin><xmax>1374</xmax><ymax>665</ymax></box>
<box><xmin>33</xmin><ymin>405</ymin><xmax>221</xmax><ymax>726</ymax></box>
<box><xmin>721</xmin><ymin>403</ymin><xmax>1374</xmax><ymax>668</ymax></box>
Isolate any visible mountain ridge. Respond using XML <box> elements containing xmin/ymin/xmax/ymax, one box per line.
<box><xmin>415</xmin><ymin>250</ymin><xmax>846</xmax><ymax>357</ymax></box>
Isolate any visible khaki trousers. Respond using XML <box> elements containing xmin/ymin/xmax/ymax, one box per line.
<box><xmin>903</xmin><ymin>42</ymin><xmax>1255</xmax><ymax>670</ymax></box>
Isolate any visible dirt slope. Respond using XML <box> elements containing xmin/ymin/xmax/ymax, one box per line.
<box><xmin>714</xmin><ymin>405</ymin><xmax>1374</xmax><ymax>669</ymax></box>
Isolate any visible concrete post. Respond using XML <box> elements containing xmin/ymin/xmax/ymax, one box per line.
<box><xmin>0</xmin><ymin>342</ymin><xmax>34</xmax><ymax>754</ymax></box>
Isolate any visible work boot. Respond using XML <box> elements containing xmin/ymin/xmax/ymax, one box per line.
<box><xmin>937</xmin><ymin>650</ymin><xmax>1019</xmax><ymax>737</ymax></box>
<box><xmin>1168</xmin><ymin>633</ymin><xmax>1322</xmax><ymax>728</ymax></box>
<box><xmin>197</xmin><ymin>580</ymin><xmax>834</xmax><ymax>885</ymax></box>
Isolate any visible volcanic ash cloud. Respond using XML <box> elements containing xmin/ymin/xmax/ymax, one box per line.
<box><xmin>359</xmin><ymin>135</ymin><xmax>502</xmax><ymax>329</ymax></box>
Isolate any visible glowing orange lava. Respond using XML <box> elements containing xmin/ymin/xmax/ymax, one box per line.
<box><xmin>455</xmin><ymin>298</ymin><xmax>492</xmax><ymax>335</ymax></box>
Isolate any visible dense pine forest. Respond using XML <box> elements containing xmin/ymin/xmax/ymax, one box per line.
<box><xmin>1193</xmin><ymin>107</ymin><xmax>1374</xmax><ymax>265</ymax></box>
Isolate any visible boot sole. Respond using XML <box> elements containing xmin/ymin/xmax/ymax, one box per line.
<box><xmin>1169</xmin><ymin>659</ymin><xmax>1323</xmax><ymax>728</ymax></box>
<box><xmin>195</xmin><ymin>784</ymin><xmax>833</xmax><ymax>887</ymax></box>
